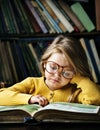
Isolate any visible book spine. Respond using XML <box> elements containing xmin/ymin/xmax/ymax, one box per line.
<box><xmin>16</xmin><ymin>0</ymin><xmax>34</xmax><ymax>33</ymax></box>
<box><xmin>0</xmin><ymin>41</ymin><xmax>7</xmax><ymax>82</ymax></box>
<box><xmin>22</xmin><ymin>0</ymin><xmax>42</xmax><ymax>33</ymax></box>
<box><xmin>71</xmin><ymin>2</ymin><xmax>95</xmax><ymax>32</ymax></box>
<box><xmin>0</xmin><ymin>41</ymin><xmax>13</xmax><ymax>84</ymax></box>
<box><xmin>35</xmin><ymin>0</ymin><xmax>63</xmax><ymax>33</ymax></box>
<box><xmin>31</xmin><ymin>0</ymin><xmax>53</xmax><ymax>34</ymax></box>
<box><xmin>7</xmin><ymin>0</ymin><xmax>20</xmax><ymax>34</ymax></box>
<box><xmin>89</xmin><ymin>39</ymin><xmax>100</xmax><ymax>74</ymax></box>
<box><xmin>84</xmin><ymin>38</ymin><xmax>100</xmax><ymax>82</ymax></box>
<box><xmin>9</xmin><ymin>40</ymin><xmax>24</xmax><ymax>81</ymax></box>
<box><xmin>24</xmin><ymin>0</ymin><xmax>48</xmax><ymax>34</ymax></box>
<box><xmin>6</xmin><ymin>41</ymin><xmax>19</xmax><ymax>83</ymax></box>
<box><xmin>52</xmin><ymin>0</ymin><xmax>79</xmax><ymax>33</ymax></box>
<box><xmin>95</xmin><ymin>0</ymin><xmax>100</xmax><ymax>31</ymax></box>
<box><xmin>0</xmin><ymin>1</ymin><xmax>10</xmax><ymax>33</ymax></box>
<box><xmin>28</xmin><ymin>43</ymin><xmax>41</xmax><ymax>76</ymax></box>
<box><xmin>2</xmin><ymin>0</ymin><xmax>15</xmax><ymax>33</ymax></box>
<box><xmin>57</xmin><ymin>0</ymin><xmax>85</xmax><ymax>32</ymax></box>
<box><xmin>10</xmin><ymin>0</ymin><xmax>26</xmax><ymax>33</ymax></box>
<box><xmin>80</xmin><ymin>38</ymin><xmax>98</xmax><ymax>83</ymax></box>
<box><xmin>40</xmin><ymin>0</ymin><xmax>67</xmax><ymax>33</ymax></box>
<box><xmin>45</xmin><ymin>0</ymin><xmax>74</xmax><ymax>33</ymax></box>
<box><xmin>0</xmin><ymin>8</ymin><xmax>6</xmax><ymax>33</ymax></box>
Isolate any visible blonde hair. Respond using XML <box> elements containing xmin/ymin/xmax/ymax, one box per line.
<box><xmin>40</xmin><ymin>35</ymin><xmax>92</xmax><ymax>80</ymax></box>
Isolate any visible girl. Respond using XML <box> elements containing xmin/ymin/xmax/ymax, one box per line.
<box><xmin>0</xmin><ymin>35</ymin><xmax>100</xmax><ymax>106</ymax></box>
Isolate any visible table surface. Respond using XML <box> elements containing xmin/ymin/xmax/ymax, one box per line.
<box><xmin>0</xmin><ymin>122</ymin><xmax>100</xmax><ymax>130</ymax></box>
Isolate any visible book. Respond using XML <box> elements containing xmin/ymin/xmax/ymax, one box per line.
<box><xmin>45</xmin><ymin>0</ymin><xmax>74</xmax><ymax>33</ymax></box>
<box><xmin>95</xmin><ymin>0</ymin><xmax>100</xmax><ymax>31</ymax></box>
<box><xmin>35</xmin><ymin>0</ymin><xmax>60</xmax><ymax>33</ymax></box>
<box><xmin>6</xmin><ymin>41</ymin><xmax>19</xmax><ymax>83</ymax></box>
<box><xmin>24</xmin><ymin>0</ymin><xmax>48</xmax><ymax>34</ymax></box>
<box><xmin>0</xmin><ymin>102</ymin><xmax>100</xmax><ymax>124</ymax></box>
<box><xmin>9</xmin><ymin>0</ymin><xmax>26</xmax><ymax>33</ymax></box>
<box><xmin>19</xmin><ymin>41</ymin><xmax>40</xmax><ymax>77</ymax></box>
<box><xmin>57</xmin><ymin>0</ymin><xmax>85</xmax><ymax>32</ymax></box>
<box><xmin>3</xmin><ymin>41</ymin><xmax>18</xmax><ymax>84</ymax></box>
<box><xmin>0</xmin><ymin>41</ymin><xmax>7</xmax><ymax>82</ymax></box>
<box><xmin>52</xmin><ymin>0</ymin><xmax>79</xmax><ymax>33</ymax></box>
<box><xmin>36</xmin><ymin>0</ymin><xmax>66</xmax><ymax>33</ymax></box>
<box><xmin>15</xmin><ymin>0</ymin><xmax>34</xmax><ymax>33</ymax></box>
<box><xmin>0</xmin><ymin>7</ymin><xmax>7</xmax><ymax>33</ymax></box>
<box><xmin>94</xmin><ymin>36</ymin><xmax>100</xmax><ymax>59</ymax></box>
<box><xmin>31</xmin><ymin>0</ymin><xmax>56</xmax><ymax>34</ymax></box>
<box><xmin>71</xmin><ymin>2</ymin><xmax>95</xmax><ymax>32</ymax></box>
<box><xmin>7</xmin><ymin>0</ymin><xmax>20</xmax><ymax>34</ymax></box>
<box><xmin>80</xmin><ymin>38</ymin><xmax>98</xmax><ymax>83</ymax></box>
<box><xmin>84</xmin><ymin>38</ymin><xmax>100</xmax><ymax>83</ymax></box>
<box><xmin>28</xmin><ymin>43</ymin><xmax>40</xmax><ymax>66</ymax></box>
<box><xmin>40</xmin><ymin>0</ymin><xmax>67</xmax><ymax>33</ymax></box>
<box><xmin>21</xmin><ymin>0</ymin><xmax>42</xmax><ymax>33</ymax></box>
<box><xmin>89</xmin><ymin>39</ymin><xmax>100</xmax><ymax>74</ymax></box>
<box><xmin>0</xmin><ymin>1</ymin><xmax>11</xmax><ymax>33</ymax></box>
<box><xmin>1</xmin><ymin>0</ymin><xmax>16</xmax><ymax>34</ymax></box>
<box><xmin>9</xmin><ymin>40</ymin><xmax>27</xmax><ymax>81</ymax></box>
<box><xmin>0</xmin><ymin>41</ymin><xmax>13</xmax><ymax>84</ymax></box>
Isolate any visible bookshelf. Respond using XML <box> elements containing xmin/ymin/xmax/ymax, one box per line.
<box><xmin>0</xmin><ymin>0</ymin><xmax>100</xmax><ymax>86</ymax></box>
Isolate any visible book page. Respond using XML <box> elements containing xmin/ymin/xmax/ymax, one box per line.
<box><xmin>0</xmin><ymin>104</ymin><xmax>41</xmax><ymax>116</ymax></box>
<box><xmin>39</xmin><ymin>102</ymin><xmax>100</xmax><ymax>114</ymax></box>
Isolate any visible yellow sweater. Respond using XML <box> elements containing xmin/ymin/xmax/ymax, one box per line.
<box><xmin>0</xmin><ymin>76</ymin><xmax>100</xmax><ymax>106</ymax></box>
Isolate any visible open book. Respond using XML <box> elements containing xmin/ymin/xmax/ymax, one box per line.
<box><xmin>0</xmin><ymin>102</ymin><xmax>100</xmax><ymax>124</ymax></box>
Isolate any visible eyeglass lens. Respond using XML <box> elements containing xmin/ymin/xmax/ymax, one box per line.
<box><xmin>45</xmin><ymin>61</ymin><xmax>74</xmax><ymax>79</ymax></box>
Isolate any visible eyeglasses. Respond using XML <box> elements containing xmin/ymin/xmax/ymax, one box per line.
<box><xmin>45</xmin><ymin>61</ymin><xmax>75</xmax><ymax>79</ymax></box>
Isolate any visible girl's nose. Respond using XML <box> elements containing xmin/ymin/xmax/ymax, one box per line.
<box><xmin>54</xmin><ymin>68</ymin><xmax>63</xmax><ymax>77</ymax></box>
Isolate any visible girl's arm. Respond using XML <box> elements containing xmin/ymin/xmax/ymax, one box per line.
<box><xmin>71</xmin><ymin>74</ymin><xmax>100</xmax><ymax>105</ymax></box>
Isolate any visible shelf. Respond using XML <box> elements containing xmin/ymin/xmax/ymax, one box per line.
<box><xmin>0</xmin><ymin>31</ymin><xmax>100</xmax><ymax>40</ymax></box>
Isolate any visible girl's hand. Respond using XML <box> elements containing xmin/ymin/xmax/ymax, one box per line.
<box><xmin>29</xmin><ymin>95</ymin><xmax>49</xmax><ymax>106</ymax></box>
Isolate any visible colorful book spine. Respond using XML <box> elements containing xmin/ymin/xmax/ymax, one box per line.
<box><xmin>45</xmin><ymin>0</ymin><xmax>74</xmax><ymax>33</ymax></box>
<box><xmin>53</xmin><ymin>0</ymin><xmax>78</xmax><ymax>32</ymax></box>
<box><xmin>22</xmin><ymin>0</ymin><xmax>42</xmax><ymax>33</ymax></box>
<box><xmin>57</xmin><ymin>0</ymin><xmax>85</xmax><ymax>32</ymax></box>
<box><xmin>24</xmin><ymin>0</ymin><xmax>48</xmax><ymax>34</ymax></box>
<box><xmin>39</xmin><ymin>0</ymin><xmax>67</xmax><ymax>33</ymax></box>
<box><xmin>35</xmin><ymin>0</ymin><xmax>63</xmax><ymax>33</ymax></box>
<box><xmin>71</xmin><ymin>2</ymin><xmax>95</xmax><ymax>32</ymax></box>
<box><xmin>31</xmin><ymin>0</ymin><xmax>56</xmax><ymax>34</ymax></box>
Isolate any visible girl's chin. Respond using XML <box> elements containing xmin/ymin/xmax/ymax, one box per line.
<box><xmin>48</xmin><ymin>82</ymin><xmax>60</xmax><ymax>90</ymax></box>
<box><xmin>46</xmin><ymin>79</ymin><xmax>60</xmax><ymax>90</ymax></box>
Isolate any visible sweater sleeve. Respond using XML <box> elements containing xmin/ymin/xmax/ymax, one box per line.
<box><xmin>70</xmin><ymin>75</ymin><xmax>100</xmax><ymax>105</ymax></box>
<box><xmin>0</xmin><ymin>78</ymin><xmax>35</xmax><ymax>105</ymax></box>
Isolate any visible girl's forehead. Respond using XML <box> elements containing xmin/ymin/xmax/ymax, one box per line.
<box><xmin>47</xmin><ymin>53</ymin><xmax>70</xmax><ymax>67</ymax></box>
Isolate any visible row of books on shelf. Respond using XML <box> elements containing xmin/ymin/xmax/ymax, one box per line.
<box><xmin>0</xmin><ymin>37</ymin><xmax>100</xmax><ymax>86</ymax></box>
<box><xmin>79</xmin><ymin>38</ymin><xmax>100</xmax><ymax>83</ymax></box>
<box><xmin>0</xmin><ymin>0</ymin><xmax>98</xmax><ymax>34</ymax></box>
<box><xmin>0</xmin><ymin>38</ymin><xmax>52</xmax><ymax>86</ymax></box>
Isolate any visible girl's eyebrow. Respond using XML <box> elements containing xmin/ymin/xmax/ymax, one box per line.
<box><xmin>48</xmin><ymin>61</ymin><xmax>72</xmax><ymax>69</ymax></box>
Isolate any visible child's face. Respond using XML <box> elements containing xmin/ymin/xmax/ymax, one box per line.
<box><xmin>44</xmin><ymin>53</ymin><xmax>74</xmax><ymax>90</ymax></box>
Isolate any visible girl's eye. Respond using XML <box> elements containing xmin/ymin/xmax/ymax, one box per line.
<box><xmin>50</xmin><ymin>65</ymin><xmax>57</xmax><ymax>70</ymax></box>
<box><xmin>62</xmin><ymin>71</ymin><xmax>74</xmax><ymax>78</ymax></box>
